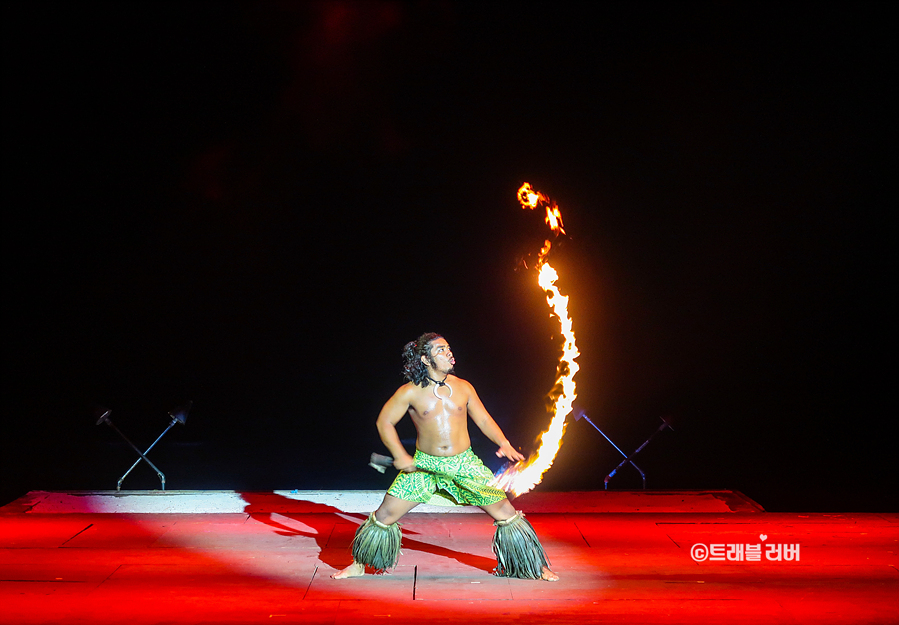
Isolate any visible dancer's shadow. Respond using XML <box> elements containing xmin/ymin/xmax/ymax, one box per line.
<box><xmin>239</xmin><ymin>491</ymin><xmax>496</xmax><ymax>573</ymax></box>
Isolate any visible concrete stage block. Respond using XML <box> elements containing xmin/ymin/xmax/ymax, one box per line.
<box><xmin>2</xmin><ymin>493</ymin><xmax>896</xmax><ymax>625</ymax></box>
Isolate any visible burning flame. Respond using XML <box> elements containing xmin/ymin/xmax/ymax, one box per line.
<box><xmin>492</xmin><ymin>183</ymin><xmax>580</xmax><ymax>496</ymax></box>
<box><xmin>518</xmin><ymin>182</ymin><xmax>566</xmax><ymax>236</ymax></box>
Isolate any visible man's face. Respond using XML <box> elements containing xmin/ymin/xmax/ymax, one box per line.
<box><xmin>423</xmin><ymin>338</ymin><xmax>455</xmax><ymax>374</ymax></box>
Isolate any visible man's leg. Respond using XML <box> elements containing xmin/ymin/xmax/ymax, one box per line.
<box><xmin>374</xmin><ymin>493</ymin><xmax>421</xmax><ymax>525</ymax></box>
<box><xmin>479</xmin><ymin>498</ymin><xmax>517</xmax><ymax>522</ymax></box>
<box><xmin>332</xmin><ymin>494</ymin><xmax>420</xmax><ymax>578</ymax></box>
<box><xmin>480</xmin><ymin>498</ymin><xmax>559</xmax><ymax>582</ymax></box>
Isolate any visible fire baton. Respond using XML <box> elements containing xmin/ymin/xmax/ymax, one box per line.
<box><xmin>368</xmin><ymin>453</ymin><xmax>437</xmax><ymax>475</ymax></box>
<box><xmin>368</xmin><ymin>453</ymin><xmax>397</xmax><ymax>473</ymax></box>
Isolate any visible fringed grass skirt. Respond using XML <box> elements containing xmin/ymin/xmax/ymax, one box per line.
<box><xmin>492</xmin><ymin>511</ymin><xmax>550</xmax><ymax>579</ymax></box>
<box><xmin>351</xmin><ymin>512</ymin><xmax>402</xmax><ymax>573</ymax></box>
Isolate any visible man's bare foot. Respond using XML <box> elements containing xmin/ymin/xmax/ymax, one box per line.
<box><xmin>541</xmin><ymin>566</ymin><xmax>559</xmax><ymax>582</ymax></box>
<box><xmin>331</xmin><ymin>562</ymin><xmax>365</xmax><ymax>579</ymax></box>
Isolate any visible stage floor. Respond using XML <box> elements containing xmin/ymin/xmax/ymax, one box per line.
<box><xmin>1</xmin><ymin>490</ymin><xmax>896</xmax><ymax>624</ymax></box>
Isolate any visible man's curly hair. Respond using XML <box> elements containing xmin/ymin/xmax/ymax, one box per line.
<box><xmin>402</xmin><ymin>332</ymin><xmax>444</xmax><ymax>387</ymax></box>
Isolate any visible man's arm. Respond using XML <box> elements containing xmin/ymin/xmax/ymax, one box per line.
<box><xmin>465</xmin><ymin>382</ymin><xmax>526</xmax><ymax>463</ymax></box>
<box><xmin>376</xmin><ymin>385</ymin><xmax>417</xmax><ymax>472</ymax></box>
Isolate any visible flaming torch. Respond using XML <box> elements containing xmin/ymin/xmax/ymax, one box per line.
<box><xmin>492</xmin><ymin>183</ymin><xmax>580</xmax><ymax>497</ymax></box>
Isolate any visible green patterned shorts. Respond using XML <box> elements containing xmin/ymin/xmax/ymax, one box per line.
<box><xmin>387</xmin><ymin>447</ymin><xmax>507</xmax><ymax>507</ymax></box>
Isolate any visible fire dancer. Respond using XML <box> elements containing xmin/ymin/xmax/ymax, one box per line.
<box><xmin>332</xmin><ymin>332</ymin><xmax>558</xmax><ymax>581</ymax></box>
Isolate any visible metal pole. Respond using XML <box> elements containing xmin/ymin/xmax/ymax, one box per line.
<box><xmin>603</xmin><ymin>420</ymin><xmax>672</xmax><ymax>489</ymax></box>
<box><xmin>100</xmin><ymin>417</ymin><xmax>167</xmax><ymax>491</ymax></box>
<box><xmin>115</xmin><ymin>418</ymin><xmax>179</xmax><ymax>491</ymax></box>
<box><xmin>580</xmin><ymin>414</ymin><xmax>646</xmax><ymax>489</ymax></box>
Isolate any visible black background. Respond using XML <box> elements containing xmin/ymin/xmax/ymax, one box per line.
<box><xmin>4</xmin><ymin>2</ymin><xmax>895</xmax><ymax>512</ymax></box>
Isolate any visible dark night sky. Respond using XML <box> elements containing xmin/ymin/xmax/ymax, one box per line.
<box><xmin>4</xmin><ymin>2</ymin><xmax>895</xmax><ymax>511</ymax></box>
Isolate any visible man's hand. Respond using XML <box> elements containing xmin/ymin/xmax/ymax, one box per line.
<box><xmin>495</xmin><ymin>440</ymin><xmax>525</xmax><ymax>463</ymax></box>
<box><xmin>393</xmin><ymin>453</ymin><xmax>417</xmax><ymax>473</ymax></box>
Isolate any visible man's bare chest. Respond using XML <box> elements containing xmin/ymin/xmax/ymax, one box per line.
<box><xmin>408</xmin><ymin>386</ymin><xmax>468</xmax><ymax>421</ymax></box>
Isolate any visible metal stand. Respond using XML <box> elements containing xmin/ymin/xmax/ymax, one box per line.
<box><xmin>96</xmin><ymin>402</ymin><xmax>191</xmax><ymax>491</ymax></box>
<box><xmin>574</xmin><ymin>412</ymin><xmax>674</xmax><ymax>489</ymax></box>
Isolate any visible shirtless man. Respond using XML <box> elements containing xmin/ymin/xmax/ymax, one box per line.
<box><xmin>333</xmin><ymin>332</ymin><xmax>558</xmax><ymax>581</ymax></box>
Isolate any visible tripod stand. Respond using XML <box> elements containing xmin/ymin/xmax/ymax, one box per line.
<box><xmin>96</xmin><ymin>402</ymin><xmax>191</xmax><ymax>491</ymax></box>
<box><xmin>574</xmin><ymin>412</ymin><xmax>674</xmax><ymax>489</ymax></box>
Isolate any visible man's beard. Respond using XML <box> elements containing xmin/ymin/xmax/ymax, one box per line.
<box><xmin>429</xmin><ymin>357</ymin><xmax>455</xmax><ymax>375</ymax></box>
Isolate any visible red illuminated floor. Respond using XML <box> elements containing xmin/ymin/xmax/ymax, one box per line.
<box><xmin>1</xmin><ymin>490</ymin><xmax>896</xmax><ymax>624</ymax></box>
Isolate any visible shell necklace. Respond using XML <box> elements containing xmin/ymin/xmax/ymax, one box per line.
<box><xmin>426</xmin><ymin>374</ymin><xmax>453</xmax><ymax>398</ymax></box>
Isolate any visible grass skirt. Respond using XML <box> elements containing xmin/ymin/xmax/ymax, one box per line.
<box><xmin>352</xmin><ymin>512</ymin><xmax>401</xmax><ymax>573</ymax></box>
<box><xmin>492</xmin><ymin>511</ymin><xmax>550</xmax><ymax>579</ymax></box>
